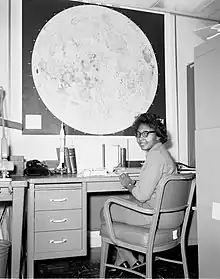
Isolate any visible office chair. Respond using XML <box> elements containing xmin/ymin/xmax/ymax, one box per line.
<box><xmin>99</xmin><ymin>173</ymin><xmax>196</xmax><ymax>278</ymax></box>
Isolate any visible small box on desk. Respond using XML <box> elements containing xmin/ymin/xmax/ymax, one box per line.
<box><xmin>9</xmin><ymin>156</ymin><xmax>25</xmax><ymax>176</ymax></box>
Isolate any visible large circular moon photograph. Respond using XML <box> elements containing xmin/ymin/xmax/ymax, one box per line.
<box><xmin>31</xmin><ymin>4</ymin><xmax>158</xmax><ymax>135</ymax></box>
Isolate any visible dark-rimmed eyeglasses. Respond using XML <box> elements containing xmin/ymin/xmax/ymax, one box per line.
<box><xmin>135</xmin><ymin>131</ymin><xmax>155</xmax><ymax>138</ymax></box>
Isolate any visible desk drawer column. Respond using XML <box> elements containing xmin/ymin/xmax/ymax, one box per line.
<box><xmin>27</xmin><ymin>182</ymin><xmax>87</xmax><ymax>278</ymax></box>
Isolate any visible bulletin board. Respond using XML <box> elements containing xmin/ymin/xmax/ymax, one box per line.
<box><xmin>22</xmin><ymin>0</ymin><xmax>165</xmax><ymax>135</ymax></box>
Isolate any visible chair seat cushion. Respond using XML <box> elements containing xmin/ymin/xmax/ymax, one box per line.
<box><xmin>100</xmin><ymin>222</ymin><xmax>180</xmax><ymax>248</ymax></box>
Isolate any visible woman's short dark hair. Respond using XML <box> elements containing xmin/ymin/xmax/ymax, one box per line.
<box><xmin>132</xmin><ymin>112</ymin><xmax>167</xmax><ymax>144</ymax></box>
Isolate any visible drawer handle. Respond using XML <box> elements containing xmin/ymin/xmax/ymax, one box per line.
<box><xmin>50</xmin><ymin>218</ymin><xmax>67</xmax><ymax>223</ymax></box>
<box><xmin>49</xmin><ymin>239</ymin><xmax>67</xmax><ymax>244</ymax></box>
<box><xmin>49</xmin><ymin>198</ymin><xmax>68</xmax><ymax>202</ymax></box>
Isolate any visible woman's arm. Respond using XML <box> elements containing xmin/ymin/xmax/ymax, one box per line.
<box><xmin>119</xmin><ymin>173</ymin><xmax>136</xmax><ymax>192</ymax></box>
<box><xmin>132</xmin><ymin>152</ymin><xmax>163</xmax><ymax>203</ymax></box>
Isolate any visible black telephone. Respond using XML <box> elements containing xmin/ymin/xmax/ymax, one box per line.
<box><xmin>24</xmin><ymin>160</ymin><xmax>50</xmax><ymax>176</ymax></box>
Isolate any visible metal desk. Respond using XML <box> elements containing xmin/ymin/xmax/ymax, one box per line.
<box><xmin>25</xmin><ymin>171</ymin><xmax>197</xmax><ymax>278</ymax></box>
<box><xmin>26</xmin><ymin>173</ymin><xmax>139</xmax><ymax>278</ymax></box>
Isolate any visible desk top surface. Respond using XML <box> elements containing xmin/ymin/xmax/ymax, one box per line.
<box><xmin>10</xmin><ymin>167</ymin><xmax>141</xmax><ymax>184</ymax></box>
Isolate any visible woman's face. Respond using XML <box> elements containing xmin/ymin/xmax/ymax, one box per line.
<box><xmin>136</xmin><ymin>123</ymin><xmax>159</xmax><ymax>151</ymax></box>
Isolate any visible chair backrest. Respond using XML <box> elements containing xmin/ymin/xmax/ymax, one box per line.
<box><xmin>154</xmin><ymin>173</ymin><xmax>195</xmax><ymax>230</ymax></box>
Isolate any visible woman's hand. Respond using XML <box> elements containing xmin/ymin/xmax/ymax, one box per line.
<box><xmin>119</xmin><ymin>173</ymin><xmax>133</xmax><ymax>188</ymax></box>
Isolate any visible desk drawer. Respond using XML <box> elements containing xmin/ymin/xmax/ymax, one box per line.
<box><xmin>35</xmin><ymin>209</ymin><xmax>82</xmax><ymax>232</ymax></box>
<box><xmin>35</xmin><ymin>189</ymin><xmax>82</xmax><ymax>210</ymax></box>
<box><xmin>35</xmin><ymin>230</ymin><xmax>82</xmax><ymax>254</ymax></box>
<box><xmin>87</xmin><ymin>181</ymin><xmax>125</xmax><ymax>192</ymax></box>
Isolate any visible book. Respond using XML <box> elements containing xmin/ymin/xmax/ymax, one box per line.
<box><xmin>64</xmin><ymin>147</ymin><xmax>72</xmax><ymax>174</ymax></box>
<box><xmin>68</xmin><ymin>148</ymin><xmax>77</xmax><ymax>174</ymax></box>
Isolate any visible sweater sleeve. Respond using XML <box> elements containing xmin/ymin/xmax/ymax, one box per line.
<box><xmin>132</xmin><ymin>151</ymin><xmax>164</xmax><ymax>203</ymax></box>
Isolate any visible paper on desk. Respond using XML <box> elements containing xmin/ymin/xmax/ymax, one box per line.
<box><xmin>112</xmin><ymin>167</ymin><xmax>141</xmax><ymax>177</ymax></box>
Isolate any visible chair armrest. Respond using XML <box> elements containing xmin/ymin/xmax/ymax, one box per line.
<box><xmin>103</xmin><ymin>197</ymin><xmax>155</xmax><ymax>244</ymax></box>
<box><xmin>104</xmin><ymin>197</ymin><xmax>155</xmax><ymax>215</ymax></box>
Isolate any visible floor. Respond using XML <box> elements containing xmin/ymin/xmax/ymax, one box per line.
<box><xmin>34</xmin><ymin>245</ymin><xmax>198</xmax><ymax>278</ymax></box>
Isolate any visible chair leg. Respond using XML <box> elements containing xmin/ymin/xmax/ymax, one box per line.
<box><xmin>181</xmin><ymin>242</ymin><xmax>189</xmax><ymax>279</ymax></box>
<box><xmin>99</xmin><ymin>240</ymin><xmax>110</xmax><ymax>278</ymax></box>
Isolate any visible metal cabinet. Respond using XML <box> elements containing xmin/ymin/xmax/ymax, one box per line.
<box><xmin>195</xmin><ymin>35</ymin><xmax>220</xmax><ymax>278</ymax></box>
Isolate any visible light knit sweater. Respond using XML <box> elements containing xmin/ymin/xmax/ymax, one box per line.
<box><xmin>132</xmin><ymin>142</ymin><xmax>177</xmax><ymax>208</ymax></box>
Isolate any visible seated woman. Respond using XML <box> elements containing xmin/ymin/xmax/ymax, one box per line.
<box><xmin>100</xmin><ymin>112</ymin><xmax>177</xmax><ymax>274</ymax></box>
